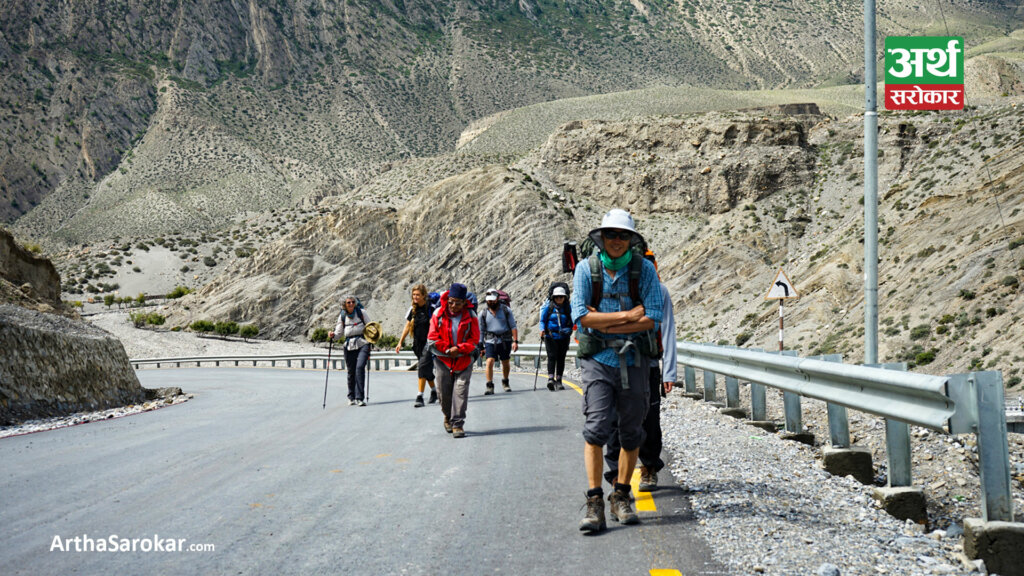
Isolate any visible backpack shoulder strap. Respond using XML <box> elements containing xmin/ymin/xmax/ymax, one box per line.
<box><xmin>588</xmin><ymin>253</ymin><xmax>602</xmax><ymax>309</ymax></box>
<box><xmin>628</xmin><ymin>250</ymin><xmax>644</xmax><ymax>306</ymax></box>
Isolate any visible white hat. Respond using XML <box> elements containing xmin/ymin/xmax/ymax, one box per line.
<box><xmin>588</xmin><ymin>209</ymin><xmax>643</xmax><ymax>251</ymax></box>
<box><xmin>552</xmin><ymin>286</ymin><xmax>568</xmax><ymax>297</ymax></box>
<box><xmin>485</xmin><ymin>289</ymin><xmax>499</xmax><ymax>301</ymax></box>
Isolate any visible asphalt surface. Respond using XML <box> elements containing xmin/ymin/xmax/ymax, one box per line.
<box><xmin>1</xmin><ymin>367</ymin><xmax>725</xmax><ymax>575</ymax></box>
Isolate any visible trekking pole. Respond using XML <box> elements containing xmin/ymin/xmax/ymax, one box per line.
<box><xmin>533</xmin><ymin>334</ymin><xmax>545</xmax><ymax>391</ymax></box>
<box><xmin>322</xmin><ymin>339</ymin><xmax>334</xmax><ymax>409</ymax></box>
<box><xmin>365</xmin><ymin>346</ymin><xmax>371</xmax><ymax>403</ymax></box>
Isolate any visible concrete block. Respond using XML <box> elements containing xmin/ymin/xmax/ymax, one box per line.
<box><xmin>821</xmin><ymin>446</ymin><xmax>874</xmax><ymax>485</ymax></box>
<box><xmin>872</xmin><ymin>486</ymin><xmax>927</xmax><ymax>524</ymax></box>
<box><xmin>964</xmin><ymin>518</ymin><xmax>1024</xmax><ymax>576</ymax></box>
<box><xmin>720</xmin><ymin>407</ymin><xmax>748</xmax><ymax>419</ymax></box>
<box><xmin>747</xmin><ymin>421</ymin><xmax>779</xmax><ymax>433</ymax></box>
<box><xmin>780</xmin><ymin>431</ymin><xmax>815</xmax><ymax>446</ymax></box>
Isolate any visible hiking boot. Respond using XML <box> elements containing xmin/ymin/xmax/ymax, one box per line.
<box><xmin>547</xmin><ymin>378</ymin><xmax>556</xmax><ymax>391</ymax></box>
<box><xmin>358</xmin><ymin>400</ymin><xmax>367</xmax><ymax>407</ymax></box>
<box><xmin>443</xmin><ymin>417</ymin><xmax>453</xmax><ymax>434</ymax></box>
<box><xmin>484</xmin><ymin>382</ymin><xmax>495</xmax><ymax>395</ymax></box>
<box><xmin>502</xmin><ymin>379</ymin><xmax>511</xmax><ymax>392</ymax></box>
<box><xmin>639</xmin><ymin>467</ymin><xmax>658</xmax><ymax>492</ymax></box>
<box><xmin>414</xmin><ymin>395</ymin><xmax>424</xmax><ymax>408</ymax></box>
<box><xmin>452</xmin><ymin>428</ymin><xmax>465</xmax><ymax>438</ymax></box>
<box><xmin>555</xmin><ymin>379</ymin><xmax>565</xmax><ymax>391</ymax></box>
<box><xmin>578</xmin><ymin>494</ymin><xmax>606</xmax><ymax>533</ymax></box>
<box><xmin>428</xmin><ymin>388</ymin><xmax>438</xmax><ymax>404</ymax></box>
<box><xmin>608</xmin><ymin>491</ymin><xmax>639</xmax><ymax>525</ymax></box>
<box><xmin>348</xmin><ymin>399</ymin><xmax>356</xmax><ymax>406</ymax></box>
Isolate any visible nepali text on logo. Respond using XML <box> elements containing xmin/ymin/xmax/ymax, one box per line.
<box><xmin>884</xmin><ymin>36</ymin><xmax>964</xmax><ymax>111</ymax></box>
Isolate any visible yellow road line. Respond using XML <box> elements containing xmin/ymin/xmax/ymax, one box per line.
<box><xmin>649</xmin><ymin>570</ymin><xmax>682</xmax><ymax>576</ymax></box>
<box><xmin>562</xmin><ymin>378</ymin><xmax>583</xmax><ymax>394</ymax></box>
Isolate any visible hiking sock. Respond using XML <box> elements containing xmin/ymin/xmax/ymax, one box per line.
<box><xmin>586</xmin><ymin>487</ymin><xmax>604</xmax><ymax>499</ymax></box>
<box><xmin>614</xmin><ymin>483</ymin><xmax>631</xmax><ymax>496</ymax></box>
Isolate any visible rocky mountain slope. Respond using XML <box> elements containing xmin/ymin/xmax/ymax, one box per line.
<box><xmin>162</xmin><ymin>98</ymin><xmax>1024</xmax><ymax>385</ymax></box>
<box><xmin>4</xmin><ymin>0</ymin><xmax>1021</xmax><ymax>245</ymax></box>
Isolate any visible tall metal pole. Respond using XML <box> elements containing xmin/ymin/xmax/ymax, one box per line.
<box><xmin>864</xmin><ymin>0</ymin><xmax>879</xmax><ymax>365</ymax></box>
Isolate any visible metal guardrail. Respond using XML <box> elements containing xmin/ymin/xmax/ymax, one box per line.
<box><xmin>675</xmin><ymin>342</ymin><xmax>1011</xmax><ymax>524</ymax></box>
<box><xmin>130</xmin><ymin>339</ymin><xmax>1012</xmax><ymax>522</ymax></box>
<box><xmin>130</xmin><ymin>345</ymin><xmax>569</xmax><ymax>372</ymax></box>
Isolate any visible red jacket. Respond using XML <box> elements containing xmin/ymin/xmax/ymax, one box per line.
<box><xmin>427</xmin><ymin>290</ymin><xmax>481</xmax><ymax>372</ymax></box>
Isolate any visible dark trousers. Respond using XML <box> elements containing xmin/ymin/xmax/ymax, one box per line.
<box><xmin>345</xmin><ymin>345</ymin><xmax>370</xmax><ymax>400</ymax></box>
<box><xmin>604</xmin><ymin>365</ymin><xmax>664</xmax><ymax>485</ymax></box>
<box><xmin>544</xmin><ymin>337</ymin><xmax>570</xmax><ymax>380</ymax></box>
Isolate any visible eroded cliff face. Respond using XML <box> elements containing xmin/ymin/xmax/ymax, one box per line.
<box><xmin>0</xmin><ymin>228</ymin><xmax>144</xmax><ymax>424</ymax></box>
<box><xmin>533</xmin><ymin>110</ymin><xmax>821</xmax><ymax>216</ymax></box>
<box><xmin>0</xmin><ymin>228</ymin><xmax>61</xmax><ymax>311</ymax></box>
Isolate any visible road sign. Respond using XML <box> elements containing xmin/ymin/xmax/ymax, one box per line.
<box><xmin>765</xmin><ymin>268</ymin><xmax>799</xmax><ymax>300</ymax></box>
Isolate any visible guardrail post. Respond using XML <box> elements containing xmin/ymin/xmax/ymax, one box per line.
<box><xmin>684</xmin><ymin>366</ymin><xmax>696</xmax><ymax>394</ymax></box>
<box><xmin>271</xmin><ymin>360</ymin><xmax>276</xmax><ymax>367</ymax></box>
<box><xmin>234</xmin><ymin>360</ymin><xmax>239</xmax><ymax>367</ymax></box>
<box><xmin>385</xmin><ymin>359</ymin><xmax>390</xmax><ymax>371</ymax></box>
<box><xmin>252</xmin><ymin>360</ymin><xmax>256</xmax><ymax>367</ymax></box>
<box><xmin>776</xmin><ymin>351</ymin><xmax>801</xmax><ymax>434</ymax></box>
<box><xmin>972</xmin><ymin>371</ymin><xmax>1013</xmax><ymax>522</ymax></box>
<box><xmin>287</xmin><ymin>360</ymin><xmax>291</xmax><ymax>368</ymax></box>
<box><xmin>513</xmin><ymin>355</ymin><xmax>521</xmax><ymax>368</ymax></box>
<box><xmin>156</xmin><ymin>363</ymin><xmax>161</xmax><ymax>369</ymax></box>
<box><xmin>815</xmin><ymin>354</ymin><xmax>851</xmax><ymax>448</ymax></box>
<box><xmin>870</xmin><ymin>362</ymin><xmax>912</xmax><ymax>487</ymax></box>
<box><xmin>703</xmin><ymin>370</ymin><xmax>717</xmax><ymax>403</ymax></box>
<box><xmin>374</xmin><ymin>359</ymin><xmax>380</xmax><ymax>371</ymax></box>
<box><xmin>725</xmin><ymin>375</ymin><xmax>740</xmax><ymax>408</ymax></box>
<box><xmin>300</xmin><ymin>359</ymin><xmax>305</xmax><ymax>369</ymax></box>
<box><xmin>176</xmin><ymin>362</ymin><xmax>181</xmax><ymax>368</ymax></box>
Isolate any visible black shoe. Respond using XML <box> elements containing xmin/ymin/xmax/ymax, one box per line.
<box><xmin>547</xmin><ymin>378</ymin><xmax>556</xmax><ymax>391</ymax></box>
<box><xmin>428</xmin><ymin>388</ymin><xmax>438</xmax><ymax>404</ymax></box>
<box><xmin>414</xmin><ymin>395</ymin><xmax>424</xmax><ymax>408</ymax></box>
<box><xmin>579</xmin><ymin>494</ymin><xmax>606</xmax><ymax>533</ymax></box>
<box><xmin>555</xmin><ymin>379</ymin><xmax>565</xmax><ymax>390</ymax></box>
<box><xmin>484</xmin><ymin>382</ymin><xmax>495</xmax><ymax>395</ymax></box>
<box><xmin>502</xmin><ymin>379</ymin><xmax>511</xmax><ymax>392</ymax></box>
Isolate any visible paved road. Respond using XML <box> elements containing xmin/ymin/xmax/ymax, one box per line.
<box><xmin>1</xmin><ymin>368</ymin><xmax>724</xmax><ymax>575</ymax></box>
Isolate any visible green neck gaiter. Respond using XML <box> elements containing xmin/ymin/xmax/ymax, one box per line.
<box><xmin>600</xmin><ymin>249</ymin><xmax>632</xmax><ymax>271</ymax></box>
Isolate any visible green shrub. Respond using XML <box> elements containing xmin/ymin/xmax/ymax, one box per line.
<box><xmin>735</xmin><ymin>331</ymin><xmax>752</xmax><ymax>346</ymax></box>
<box><xmin>240</xmin><ymin>324</ymin><xmax>259</xmax><ymax>340</ymax></box>
<box><xmin>915</xmin><ymin>350</ymin><xmax>936</xmax><ymax>365</ymax></box>
<box><xmin>135</xmin><ymin>293</ymin><xmax>147</xmax><ymax>306</ymax></box>
<box><xmin>167</xmin><ymin>285</ymin><xmax>192</xmax><ymax>299</ymax></box>
<box><xmin>214</xmin><ymin>321</ymin><xmax>239</xmax><ymax>337</ymax></box>
<box><xmin>1008</xmin><ymin>376</ymin><xmax>1022</xmax><ymax>388</ymax></box>
<box><xmin>909</xmin><ymin>324</ymin><xmax>931</xmax><ymax>340</ymax></box>
<box><xmin>190</xmin><ymin>320</ymin><xmax>215</xmax><ymax>333</ymax></box>
<box><xmin>374</xmin><ymin>333</ymin><xmax>399</xmax><ymax>350</ymax></box>
<box><xmin>203</xmin><ymin>256</ymin><xmax>217</xmax><ymax>267</ymax></box>
<box><xmin>1001</xmin><ymin>276</ymin><xmax>1019</xmax><ymax>288</ymax></box>
<box><xmin>959</xmin><ymin>289</ymin><xmax>976</xmax><ymax>300</ymax></box>
<box><xmin>129</xmin><ymin>312</ymin><xmax>147</xmax><ymax>328</ymax></box>
<box><xmin>146</xmin><ymin>313</ymin><xmax>165</xmax><ymax>326</ymax></box>
<box><xmin>103</xmin><ymin>294</ymin><xmax>116</xmax><ymax>308</ymax></box>
<box><xmin>309</xmin><ymin>327</ymin><xmax>330</xmax><ymax>342</ymax></box>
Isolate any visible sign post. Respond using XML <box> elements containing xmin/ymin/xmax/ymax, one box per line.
<box><xmin>764</xmin><ymin>268</ymin><xmax>800</xmax><ymax>351</ymax></box>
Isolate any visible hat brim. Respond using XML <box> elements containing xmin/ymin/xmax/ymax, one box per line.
<box><xmin>587</xmin><ymin>227</ymin><xmax>645</xmax><ymax>253</ymax></box>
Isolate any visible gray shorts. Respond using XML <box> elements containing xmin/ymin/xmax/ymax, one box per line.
<box><xmin>580</xmin><ymin>356</ymin><xmax>651</xmax><ymax>450</ymax></box>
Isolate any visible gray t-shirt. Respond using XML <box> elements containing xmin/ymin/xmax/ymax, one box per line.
<box><xmin>479</xmin><ymin>305</ymin><xmax>516</xmax><ymax>344</ymax></box>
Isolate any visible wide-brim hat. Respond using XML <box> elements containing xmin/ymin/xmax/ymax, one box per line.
<box><xmin>587</xmin><ymin>208</ymin><xmax>644</xmax><ymax>252</ymax></box>
<box><xmin>362</xmin><ymin>321</ymin><xmax>383</xmax><ymax>344</ymax></box>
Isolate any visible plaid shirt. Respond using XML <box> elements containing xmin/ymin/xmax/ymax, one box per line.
<box><xmin>570</xmin><ymin>255</ymin><xmax>662</xmax><ymax>368</ymax></box>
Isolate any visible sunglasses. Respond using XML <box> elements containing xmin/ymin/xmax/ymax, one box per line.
<box><xmin>603</xmin><ymin>230</ymin><xmax>632</xmax><ymax>241</ymax></box>
<box><xmin>447</xmin><ymin>298</ymin><xmax>465</xmax><ymax>305</ymax></box>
